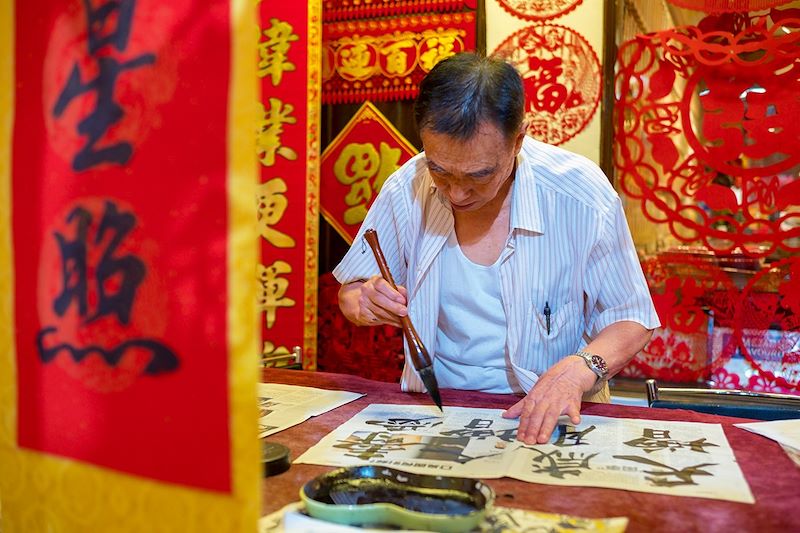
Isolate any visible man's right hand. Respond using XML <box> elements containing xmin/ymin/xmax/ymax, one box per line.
<box><xmin>338</xmin><ymin>276</ymin><xmax>408</xmax><ymax>327</ymax></box>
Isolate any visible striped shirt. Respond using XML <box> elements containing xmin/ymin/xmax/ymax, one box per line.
<box><xmin>333</xmin><ymin>136</ymin><xmax>661</xmax><ymax>393</ymax></box>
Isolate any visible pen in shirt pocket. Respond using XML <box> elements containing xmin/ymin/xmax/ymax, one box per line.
<box><xmin>544</xmin><ymin>301</ymin><xmax>551</xmax><ymax>334</ymax></box>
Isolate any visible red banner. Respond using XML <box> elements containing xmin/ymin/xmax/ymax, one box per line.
<box><xmin>323</xmin><ymin>0</ymin><xmax>477</xmax><ymax>21</ymax></box>
<box><xmin>322</xmin><ymin>11</ymin><xmax>476</xmax><ymax>103</ymax></box>
<box><xmin>320</xmin><ymin>101</ymin><xmax>418</xmax><ymax>243</ymax></box>
<box><xmin>12</xmin><ymin>0</ymin><xmax>233</xmax><ymax>492</ymax></box>
<box><xmin>258</xmin><ymin>1</ymin><xmax>321</xmax><ymax>369</ymax></box>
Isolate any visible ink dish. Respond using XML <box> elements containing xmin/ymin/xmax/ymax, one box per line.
<box><xmin>300</xmin><ymin>465</ymin><xmax>494</xmax><ymax>532</ymax></box>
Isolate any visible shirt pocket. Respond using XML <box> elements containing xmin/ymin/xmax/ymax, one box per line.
<box><xmin>522</xmin><ymin>299</ymin><xmax>584</xmax><ymax>365</ymax></box>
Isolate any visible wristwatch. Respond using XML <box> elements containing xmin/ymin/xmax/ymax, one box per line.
<box><xmin>572</xmin><ymin>351</ymin><xmax>608</xmax><ymax>381</ymax></box>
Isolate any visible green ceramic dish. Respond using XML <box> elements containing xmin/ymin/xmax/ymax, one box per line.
<box><xmin>300</xmin><ymin>465</ymin><xmax>494</xmax><ymax>533</ymax></box>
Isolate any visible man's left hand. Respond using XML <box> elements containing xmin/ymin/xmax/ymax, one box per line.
<box><xmin>501</xmin><ymin>356</ymin><xmax>596</xmax><ymax>444</ymax></box>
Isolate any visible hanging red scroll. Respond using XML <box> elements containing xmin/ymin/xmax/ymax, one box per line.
<box><xmin>322</xmin><ymin>11</ymin><xmax>476</xmax><ymax>104</ymax></box>
<box><xmin>257</xmin><ymin>1</ymin><xmax>321</xmax><ymax>369</ymax></box>
<box><xmin>320</xmin><ymin>101</ymin><xmax>418</xmax><ymax>243</ymax></box>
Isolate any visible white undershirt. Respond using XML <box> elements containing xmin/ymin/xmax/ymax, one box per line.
<box><xmin>434</xmin><ymin>231</ymin><xmax>521</xmax><ymax>394</ymax></box>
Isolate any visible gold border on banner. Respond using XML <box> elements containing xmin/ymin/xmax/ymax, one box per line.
<box><xmin>304</xmin><ymin>0</ymin><xmax>322</xmax><ymax>370</ymax></box>
<box><xmin>320</xmin><ymin>100</ymin><xmax>419</xmax><ymax>245</ymax></box>
<box><xmin>0</xmin><ymin>1</ymin><xmax>259</xmax><ymax>530</ymax></box>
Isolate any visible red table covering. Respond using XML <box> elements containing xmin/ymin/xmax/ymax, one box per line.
<box><xmin>262</xmin><ymin>369</ymin><xmax>800</xmax><ymax>532</ymax></box>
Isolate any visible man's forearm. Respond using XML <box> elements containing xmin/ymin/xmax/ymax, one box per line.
<box><xmin>581</xmin><ymin>320</ymin><xmax>653</xmax><ymax>378</ymax></box>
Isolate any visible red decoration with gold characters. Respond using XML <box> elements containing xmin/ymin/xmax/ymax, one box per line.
<box><xmin>614</xmin><ymin>9</ymin><xmax>800</xmax><ymax>257</ymax></box>
<box><xmin>497</xmin><ymin>0</ymin><xmax>583</xmax><ymax>21</ymax></box>
<box><xmin>323</xmin><ymin>0</ymin><xmax>478</xmax><ymax>22</ymax></box>
<box><xmin>322</xmin><ymin>12</ymin><xmax>476</xmax><ymax>104</ymax></box>
<box><xmin>492</xmin><ymin>23</ymin><xmax>602</xmax><ymax>146</ymax></box>
<box><xmin>666</xmin><ymin>0</ymin><xmax>793</xmax><ymax>13</ymax></box>
<box><xmin>258</xmin><ymin>0</ymin><xmax>321</xmax><ymax>369</ymax></box>
<box><xmin>321</xmin><ymin>101</ymin><xmax>418</xmax><ymax>243</ymax></box>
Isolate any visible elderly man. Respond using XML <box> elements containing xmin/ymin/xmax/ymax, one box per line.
<box><xmin>334</xmin><ymin>52</ymin><xmax>659</xmax><ymax>444</ymax></box>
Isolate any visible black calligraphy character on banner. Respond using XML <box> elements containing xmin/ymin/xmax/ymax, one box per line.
<box><xmin>552</xmin><ymin>424</ymin><xmax>596</xmax><ymax>447</ymax></box>
<box><xmin>365</xmin><ymin>417</ymin><xmax>443</xmax><ymax>432</ymax></box>
<box><xmin>624</xmin><ymin>429</ymin><xmax>719</xmax><ymax>454</ymax></box>
<box><xmin>525</xmin><ymin>448</ymin><xmax>599</xmax><ymax>479</ymax></box>
<box><xmin>613</xmin><ymin>455</ymin><xmax>717</xmax><ymax>486</ymax></box>
<box><xmin>53</xmin><ymin>0</ymin><xmax>155</xmax><ymax>171</ymax></box>
<box><xmin>38</xmin><ymin>200</ymin><xmax>179</xmax><ymax>375</ymax></box>
<box><xmin>440</xmin><ymin>418</ymin><xmax>498</xmax><ymax>440</ymax></box>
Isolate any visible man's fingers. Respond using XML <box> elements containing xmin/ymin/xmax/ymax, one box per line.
<box><xmin>535</xmin><ymin>405</ymin><xmax>564</xmax><ymax>444</ymax></box>
<box><xmin>502</xmin><ymin>399</ymin><xmax>525</xmax><ymax>419</ymax></box>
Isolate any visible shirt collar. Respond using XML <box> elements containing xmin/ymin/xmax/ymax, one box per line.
<box><xmin>510</xmin><ymin>148</ymin><xmax>543</xmax><ymax>234</ymax></box>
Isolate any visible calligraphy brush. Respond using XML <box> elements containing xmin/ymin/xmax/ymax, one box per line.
<box><xmin>363</xmin><ymin>228</ymin><xmax>443</xmax><ymax>413</ymax></box>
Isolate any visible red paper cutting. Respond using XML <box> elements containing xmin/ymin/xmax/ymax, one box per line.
<box><xmin>614</xmin><ymin>9</ymin><xmax>800</xmax><ymax>257</ymax></box>
<box><xmin>496</xmin><ymin>0</ymin><xmax>583</xmax><ymax>21</ymax></box>
<box><xmin>493</xmin><ymin>24</ymin><xmax>602</xmax><ymax>146</ymax></box>
<box><xmin>667</xmin><ymin>0</ymin><xmax>793</xmax><ymax>13</ymax></box>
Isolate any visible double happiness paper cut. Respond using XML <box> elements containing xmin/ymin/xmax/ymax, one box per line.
<box><xmin>295</xmin><ymin>404</ymin><xmax>754</xmax><ymax>503</ymax></box>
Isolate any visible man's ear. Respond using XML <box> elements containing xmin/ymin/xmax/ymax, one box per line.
<box><xmin>513</xmin><ymin>121</ymin><xmax>528</xmax><ymax>155</ymax></box>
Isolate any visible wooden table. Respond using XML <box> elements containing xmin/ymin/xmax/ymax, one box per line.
<box><xmin>262</xmin><ymin>369</ymin><xmax>800</xmax><ymax>532</ymax></box>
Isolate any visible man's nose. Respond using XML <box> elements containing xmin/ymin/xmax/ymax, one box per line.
<box><xmin>448</xmin><ymin>184</ymin><xmax>470</xmax><ymax>203</ymax></box>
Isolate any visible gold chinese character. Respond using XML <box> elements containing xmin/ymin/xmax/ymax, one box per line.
<box><xmin>380</xmin><ymin>39</ymin><xmax>415</xmax><ymax>76</ymax></box>
<box><xmin>257</xmin><ymin>98</ymin><xmax>298</xmax><ymax>167</ymax></box>
<box><xmin>334</xmin><ymin>142</ymin><xmax>402</xmax><ymax>225</ymax></box>
<box><xmin>258</xmin><ymin>261</ymin><xmax>296</xmax><ymax>329</ymax></box>
<box><xmin>420</xmin><ymin>34</ymin><xmax>458</xmax><ymax>71</ymax></box>
<box><xmin>258</xmin><ymin>18</ymin><xmax>299</xmax><ymax>86</ymax></box>
<box><xmin>338</xmin><ymin>42</ymin><xmax>376</xmax><ymax>80</ymax></box>
<box><xmin>257</xmin><ymin>178</ymin><xmax>296</xmax><ymax>247</ymax></box>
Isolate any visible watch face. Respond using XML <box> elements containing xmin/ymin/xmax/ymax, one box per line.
<box><xmin>590</xmin><ymin>355</ymin><xmax>608</xmax><ymax>374</ymax></box>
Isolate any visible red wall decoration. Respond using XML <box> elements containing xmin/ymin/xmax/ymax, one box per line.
<box><xmin>258</xmin><ymin>0</ymin><xmax>321</xmax><ymax>369</ymax></box>
<box><xmin>497</xmin><ymin>0</ymin><xmax>583</xmax><ymax>21</ymax></box>
<box><xmin>322</xmin><ymin>11</ymin><xmax>477</xmax><ymax>104</ymax></box>
<box><xmin>667</xmin><ymin>0</ymin><xmax>794</xmax><ymax>13</ymax></box>
<box><xmin>320</xmin><ymin>101</ymin><xmax>418</xmax><ymax>243</ymax></box>
<box><xmin>323</xmin><ymin>0</ymin><xmax>478</xmax><ymax>21</ymax></box>
<box><xmin>615</xmin><ymin>8</ymin><xmax>800</xmax><ymax>392</ymax></box>
<box><xmin>493</xmin><ymin>23</ymin><xmax>602</xmax><ymax>146</ymax></box>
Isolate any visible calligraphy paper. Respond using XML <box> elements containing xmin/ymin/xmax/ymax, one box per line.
<box><xmin>295</xmin><ymin>404</ymin><xmax>754</xmax><ymax>503</ymax></box>
<box><xmin>258</xmin><ymin>383</ymin><xmax>363</xmax><ymax>438</ymax></box>
<box><xmin>735</xmin><ymin>419</ymin><xmax>800</xmax><ymax>451</ymax></box>
<box><xmin>259</xmin><ymin>502</ymin><xmax>629</xmax><ymax>533</ymax></box>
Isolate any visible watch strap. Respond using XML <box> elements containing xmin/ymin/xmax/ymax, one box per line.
<box><xmin>572</xmin><ymin>350</ymin><xmax>609</xmax><ymax>380</ymax></box>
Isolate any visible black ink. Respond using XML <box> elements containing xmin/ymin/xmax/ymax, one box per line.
<box><xmin>624</xmin><ymin>428</ymin><xmax>719</xmax><ymax>454</ymax></box>
<box><xmin>525</xmin><ymin>447</ymin><xmax>599</xmax><ymax>479</ymax></box>
<box><xmin>365</xmin><ymin>417</ymin><xmax>443</xmax><ymax>432</ymax></box>
<box><xmin>613</xmin><ymin>455</ymin><xmax>717</xmax><ymax>486</ymax></box>
<box><xmin>37</xmin><ymin>326</ymin><xmax>178</xmax><ymax>374</ymax></box>
<box><xmin>552</xmin><ymin>424</ymin><xmax>596</xmax><ymax>447</ymax></box>
<box><xmin>52</xmin><ymin>0</ymin><xmax>155</xmax><ymax>171</ymax></box>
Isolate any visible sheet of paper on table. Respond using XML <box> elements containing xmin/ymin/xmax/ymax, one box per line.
<box><xmin>735</xmin><ymin>419</ymin><xmax>800</xmax><ymax>467</ymax></box>
<box><xmin>294</xmin><ymin>404</ymin><xmax>754</xmax><ymax>504</ymax></box>
<box><xmin>734</xmin><ymin>419</ymin><xmax>800</xmax><ymax>450</ymax></box>
<box><xmin>258</xmin><ymin>383</ymin><xmax>363</xmax><ymax>438</ymax></box>
<box><xmin>258</xmin><ymin>502</ymin><xmax>629</xmax><ymax>533</ymax></box>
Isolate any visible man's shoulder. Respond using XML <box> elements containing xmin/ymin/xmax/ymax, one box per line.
<box><xmin>520</xmin><ymin>137</ymin><xmax>617</xmax><ymax>210</ymax></box>
<box><xmin>382</xmin><ymin>151</ymin><xmax>430</xmax><ymax>194</ymax></box>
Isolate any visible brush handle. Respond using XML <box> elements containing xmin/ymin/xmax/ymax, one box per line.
<box><xmin>363</xmin><ymin>229</ymin><xmax>433</xmax><ymax>370</ymax></box>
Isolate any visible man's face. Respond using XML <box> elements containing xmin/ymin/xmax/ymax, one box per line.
<box><xmin>421</xmin><ymin>121</ymin><xmax>524</xmax><ymax>213</ymax></box>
